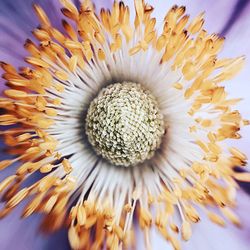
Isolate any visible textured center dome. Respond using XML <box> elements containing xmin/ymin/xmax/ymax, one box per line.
<box><xmin>85</xmin><ymin>82</ymin><xmax>165</xmax><ymax>167</ymax></box>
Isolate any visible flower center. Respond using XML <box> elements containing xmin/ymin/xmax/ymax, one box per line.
<box><xmin>85</xmin><ymin>82</ymin><xmax>165</xmax><ymax>167</ymax></box>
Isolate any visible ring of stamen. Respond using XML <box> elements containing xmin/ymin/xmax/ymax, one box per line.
<box><xmin>85</xmin><ymin>82</ymin><xmax>165</xmax><ymax>167</ymax></box>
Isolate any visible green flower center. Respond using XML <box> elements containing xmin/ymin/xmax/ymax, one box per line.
<box><xmin>85</xmin><ymin>82</ymin><xmax>165</xmax><ymax>167</ymax></box>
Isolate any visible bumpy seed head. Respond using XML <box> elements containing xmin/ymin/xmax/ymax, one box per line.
<box><xmin>85</xmin><ymin>82</ymin><xmax>165</xmax><ymax>167</ymax></box>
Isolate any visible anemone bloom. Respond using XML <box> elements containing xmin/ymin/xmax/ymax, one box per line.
<box><xmin>0</xmin><ymin>0</ymin><xmax>250</xmax><ymax>250</ymax></box>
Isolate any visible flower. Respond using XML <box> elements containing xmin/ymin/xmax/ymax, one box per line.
<box><xmin>0</xmin><ymin>0</ymin><xmax>250</xmax><ymax>250</ymax></box>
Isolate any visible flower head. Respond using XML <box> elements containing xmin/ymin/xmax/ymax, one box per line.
<box><xmin>0</xmin><ymin>0</ymin><xmax>249</xmax><ymax>249</ymax></box>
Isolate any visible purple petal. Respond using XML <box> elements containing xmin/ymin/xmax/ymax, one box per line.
<box><xmin>221</xmin><ymin>0</ymin><xmax>250</xmax><ymax>35</ymax></box>
<box><xmin>217</xmin><ymin>4</ymin><xmax>250</xmax><ymax>164</ymax></box>
<box><xmin>0</xmin><ymin>0</ymin><xmax>112</xmax><ymax>85</ymax></box>
<box><xmin>0</xmin><ymin>204</ymin><xmax>45</xmax><ymax>250</ymax></box>
<box><xmin>0</xmin><ymin>0</ymin><xmax>64</xmax><ymax>62</ymax></box>
<box><xmin>0</xmin><ymin>148</ymin><xmax>70</xmax><ymax>250</ymax></box>
<box><xmin>183</xmin><ymin>190</ymin><xmax>250</xmax><ymax>250</ymax></box>
<box><xmin>92</xmin><ymin>0</ymin><xmax>113</xmax><ymax>12</ymax></box>
<box><xmin>0</xmin><ymin>203</ymin><xmax>70</xmax><ymax>250</ymax></box>
<box><xmin>149</xmin><ymin>190</ymin><xmax>250</xmax><ymax>250</ymax></box>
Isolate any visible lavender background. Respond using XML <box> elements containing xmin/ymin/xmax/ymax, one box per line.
<box><xmin>0</xmin><ymin>0</ymin><xmax>250</xmax><ymax>249</ymax></box>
